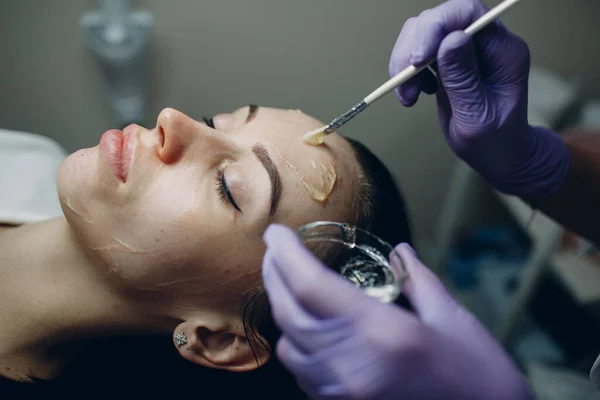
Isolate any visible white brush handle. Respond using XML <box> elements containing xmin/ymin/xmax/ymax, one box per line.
<box><xmin>363</xmin><ymin>0</ymin><xmax>522</xmax><ymax>105</ymax></box>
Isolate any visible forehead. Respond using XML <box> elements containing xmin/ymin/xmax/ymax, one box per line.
<box><xmin>228</xmin><ymin>106</ymin><xmax>322</xmax><ymax>138</ymax></box>
<box><xmin>228</xmin><ymin>106</ymin><xmax>361</xmax><ymax>226</ymax></box>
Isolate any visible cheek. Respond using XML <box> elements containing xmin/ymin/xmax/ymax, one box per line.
<box><xmin>164</xmin><ymin>239</ymin><xmax>266</xmax><ymax>299</ymax></box>
<box><xmin>64</xmin><ymin>164</ymin><xmax>211</xmax><ymax>283</ymax></box>
<box><xmin>63</xmin><ymin>158</ymin><xmax>264</xmax><ymax>295</ymax></box>
<box><xmin>117</xmin><ymin>231</ymin><xmax>265</xmax><ymax>299</ymax></box>
<box><xmin>100</xmin><ymin>172</ymin><xmax>211</xmax><ymax>279</ymax></box>
<box><xmin>91</xmin><ymin>220</ymin><xmax>212</xmax><ymax>290</ymax></box>
<box><xmin>138</xmin><ymin>170</ymin><xmax>202</xmax><ymax>223</ymax></box>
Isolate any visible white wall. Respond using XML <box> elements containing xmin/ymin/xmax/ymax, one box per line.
<box><xmin>1</xmin><ymin>0</ymin><xmax>598</xmax><ymax>246</ymax></box>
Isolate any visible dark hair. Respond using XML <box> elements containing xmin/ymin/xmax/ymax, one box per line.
<box><xmin>239</xmin><ymin>137</ymin><xmax>413</xmax><ymax>391</ymax></box>
<box><xmin>4</xmin><ymin>138</ymin><xmax>412</xmax><ymax>399</ymax></box>
<box><xmin>346</xmin><ymin>137</ymin><xmax>412</xmax><ymax>246</ymax></box>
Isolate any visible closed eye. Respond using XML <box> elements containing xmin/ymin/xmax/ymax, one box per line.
<box><xmin>214</xmin><ymin>167</ymin><xmax>242</xmax><ymax>213</ymax></box>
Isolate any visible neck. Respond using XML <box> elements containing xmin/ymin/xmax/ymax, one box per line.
<box><xmin>0</xmin><ymin>218</ymin><xmax>173</xmax><ymax>381</ymax></box>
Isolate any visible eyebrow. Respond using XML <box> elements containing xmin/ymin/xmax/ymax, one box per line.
<box><xmin>246</xmin><ymin>104</ymin><xmax>259</xmax><ymax>122</ymax></box>
<box><xmin>252</xmin><ymin>143</ymin><xmax>282</xmax><ymax>216</ymax></box>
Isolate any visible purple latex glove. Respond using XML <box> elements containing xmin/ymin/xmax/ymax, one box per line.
<box><xmin>389</xmin><ymin>0</ymin><xmax>570</xmax><ymax>200</ymax></box>
<box><xmin>262</xmin><ymin>224</ymin><xmax>532</xmax><ymax>400</ymax></box>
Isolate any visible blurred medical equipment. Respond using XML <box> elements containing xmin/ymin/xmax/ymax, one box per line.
<box><xmin>81</xmin><ymin>0</ymin><xmax>153</xmax><ymax>127</ymax></box>
<box><xmin>302</xmin><ymin>0</ymin><xmax>523</xmax><ymax>146</ymax></box>
<box><xmin>429</xmin><ymin>65</ymin><xmax>600</xmax><ymax>397</ymax></box>
<box><xmin>429</xmin><ymin>65</ymin><xmax>581</xmax><ymax>343</ymax></box>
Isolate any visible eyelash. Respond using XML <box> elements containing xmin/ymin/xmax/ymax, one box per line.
<box><xmin>214</xmin><ymin>167</ymin><xmax>242</xmax><ymax>213</ymax></box>
<box><xmin>205</xmin><ymin>115</ymin><xmax>241</xmax><ymax>213</ymax></box>
<box><xmin>203</xmin><ymin>115</ymin><xmax>240</xmax><ymax>212</ymax></box>
<box><xmin>202</xmin><ymin>116</ymin><xmax>215</xmax><ymax>129</ymax></box>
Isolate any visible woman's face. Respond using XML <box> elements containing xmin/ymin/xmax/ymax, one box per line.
<box><xmin>57</xmin><ymin>106</ymin><xmax>360</xmax><ymax>313</ymax></box>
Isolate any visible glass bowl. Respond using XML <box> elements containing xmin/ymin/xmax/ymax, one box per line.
<box><xmin>296</xmin><ymin>221</ymin><xmax>408</xmax><ymax>303</ymax></box>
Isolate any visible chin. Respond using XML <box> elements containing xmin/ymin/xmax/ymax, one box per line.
<box><xmin>57</xmin><ymin>147</ymin><xmax>104</xmax><ymax>223</ymax></box>
<box><xmin>57</xmin><ymin>147</ymin><xmax>95</xmax><ymax>193</ymax></box>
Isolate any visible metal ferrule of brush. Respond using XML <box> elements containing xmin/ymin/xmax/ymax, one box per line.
<box><xmin>324</xmin><ymin>101</ymin><xmax>368</xmax><ymax>135</ymax></box>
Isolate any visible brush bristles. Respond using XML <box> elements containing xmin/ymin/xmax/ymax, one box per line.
<box><xmin>301</xmin><ymin>127</ymin><xmax>327</xmax><ymax>146</ymax></box>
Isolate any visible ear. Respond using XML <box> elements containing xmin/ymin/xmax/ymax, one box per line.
<box><xmin>173</xmin><ymin>319</ymin><xmax>270</xmax><ymax>372</ymax></box>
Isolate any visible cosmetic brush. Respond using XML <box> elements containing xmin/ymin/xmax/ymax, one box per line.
<box><xmin>302</xmin><ymin>0</ymin><xmax>523</xmax><ymax>145</ymax></box>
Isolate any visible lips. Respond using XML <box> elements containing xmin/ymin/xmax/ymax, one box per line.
<box><xmin>100</xmin><ymin>129</ymin><xmax>125</xmax><ymax>182</ymax></box>
<box><xmin>121</xmin><ymin>124</ymin><xmax>138</xmax><ymax>182</ymax></box>
<box><xmin>100</xmin><ymin>125</ymin><xmax>137</xmax><ymax>182</ymax></box>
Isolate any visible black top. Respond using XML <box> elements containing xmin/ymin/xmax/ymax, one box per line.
<box><xmin>0</xmin><ymin>375</ymin><xmax>65</xmax><ymax>399</ymax></box>
<box><xmin>0</xmin><ymin>336</ymin><xmax>307</xmax><ymax>399</ymax></box>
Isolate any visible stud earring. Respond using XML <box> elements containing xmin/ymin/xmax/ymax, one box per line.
<box><xmin>174</xmin><ymin>332</ymin><xmax>187</xmax><ymax>346</ymax></box>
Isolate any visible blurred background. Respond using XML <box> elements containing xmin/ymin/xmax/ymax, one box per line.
<box><xmin>1</xmin><ymin>1</ymin><xmax>600</xmax><ymax>398</ymax></box>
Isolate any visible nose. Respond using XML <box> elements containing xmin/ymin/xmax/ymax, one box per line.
<box><xmin>156</xmin><ymin>108</ymin><xmax>223</xmax><ymax>164</ymax></box>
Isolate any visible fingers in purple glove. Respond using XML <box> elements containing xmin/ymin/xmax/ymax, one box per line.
<box><xmin>395</xmin><ymin>243</ymin><xmax>458</xmax><ymax>322</ymax></box>
<box><xmin>262</xmin><ymin>224</ymin><xmax>372</xmax><ymax>319</ymax></box>
<box><xmin>262</xmin><ymin>247</ymin><xmax>357</xmax><ymax>353</ymax></box>
<box><xmin>410</xmin><ymin>0</ymin><xmax>490</xmax><ymax>67</ymax></box>
<box><xmin>276</xmin><ymin>335</ymin><xmax>341</xmax><ymax>396</ymax></box>
<box><xmin>392</xmin><ymin>0</ymin><xmax>527</xmax><ymax>113</ymax></box>
<box><xmin>437</xmin><ymin>30</ymin><xmax>491</xmax><ymax>139</ymax></box>
<box><xmin>261</xmin><ymin>250</ymin><xmax>317</xmax><ymax>347</ymax></box>
<box><xmin>389</xmin><ymin>17</ymin><xmax>439</xmax><ymax>107</ymax></box>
